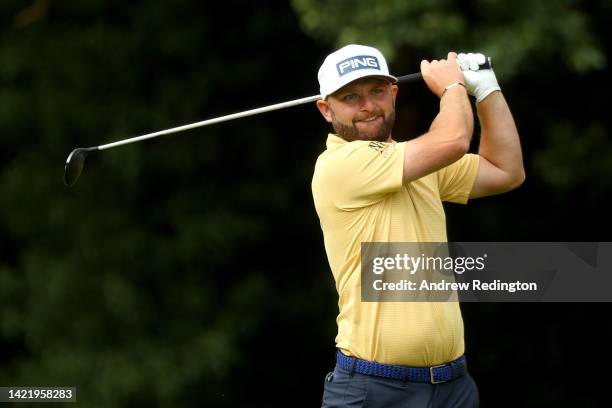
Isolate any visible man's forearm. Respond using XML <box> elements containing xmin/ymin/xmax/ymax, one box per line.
<box><xmin>403</xmin><ymin>53</ymin><xmax>475</xmax><ymax>184</ymax></box>
<box><xmin>402</xmin><ymin>85</ymin><xmax>475</xmax><ymax>184</ymax></box>
<box><xmin>429</xmin><ymin>85</ymin><xmax>474</xmax><ymax>151</ymax></box>
<box><xmin>477</xmin><ymin>92</ymin><xmax>525</xmax><ymax>181</ymax></box>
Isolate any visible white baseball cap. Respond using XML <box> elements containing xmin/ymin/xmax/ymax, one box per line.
<box><xmin>318</xmin><ymin>44</ymin><xmax>397</xmax><ymax>99</ymax></box>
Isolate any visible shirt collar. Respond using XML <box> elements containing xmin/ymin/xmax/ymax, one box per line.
<box><xmin>325</xmin><ymin>133</ymin><xmax>346</xmax><ymax>150</ymax></box>
<box><xmin>325</xmin><ymin>133</ymin><xmax>396</xmax><ymax>149</ymax></box>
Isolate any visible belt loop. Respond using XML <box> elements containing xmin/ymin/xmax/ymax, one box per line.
<box><xmin>348</xmin><ymin>356</ymin><xmax>357</xmax><ymax>378</ymax></box>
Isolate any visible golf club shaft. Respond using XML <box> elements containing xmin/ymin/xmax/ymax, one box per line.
<box><xmin>98</xmin><ymin>94</ymin><xmax>321</xmax><ymax>150</ymax></box>
<box><xmin>97</xmin><ymin>73</ymin><xmax>423</xmax><ymax>151</ymax></box>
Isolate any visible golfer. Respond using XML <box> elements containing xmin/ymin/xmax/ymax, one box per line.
<box><xmin>312</xmin><ymin>44</ymin><xmax>524</xmax><ymax>407</ymax></box>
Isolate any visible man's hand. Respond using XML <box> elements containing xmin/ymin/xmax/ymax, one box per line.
<box><xmin>420</xmin><ymin>52</ymin><xmax>465</xmax><ymax>98</ymax></box>
<box><xmin>456</xmin><ymin>53</ymin><xmax>501</xmax><ymax>103</ymax></box>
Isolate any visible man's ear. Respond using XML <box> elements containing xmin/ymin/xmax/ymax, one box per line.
<box><xmin>316</xmin><ymin>99</ymin><xmax>333</xmax><ymax>123</ymax></box>
<box><xmin>391</xmin><ymin>84</ymin><xmax>398</xmax><ymax>107</ymax></box>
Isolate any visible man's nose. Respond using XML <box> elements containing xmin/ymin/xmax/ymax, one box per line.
<box><xmin>359</xmin><ymin>94</ymin><xmax>377</xmax><ymax>111</ymax></box>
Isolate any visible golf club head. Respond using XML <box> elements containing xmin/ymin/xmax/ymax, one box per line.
<box><xmin>63</xmin><ymin>147</ymin><xmax>97</xmax><ymax>187</ymax></box>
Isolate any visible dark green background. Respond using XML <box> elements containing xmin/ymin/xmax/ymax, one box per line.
<box><xmin>1</xmin><ymin>0</ymin><xmax>610</xmax><ymax>406</ymax></box>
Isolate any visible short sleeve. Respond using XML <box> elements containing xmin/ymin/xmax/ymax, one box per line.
<box><xmin>325</xmin><ymin>140</ymin><xmax>405</xmax><ymax>210</ymax></box>
<box><xmin>436</xmin><ymin>153</ymin><xmax>480</xmax><ymax>203</ymax></box>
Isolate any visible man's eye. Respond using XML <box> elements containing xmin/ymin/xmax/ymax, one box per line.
<box><xmin>342</xmin><ymin>94</ymin><xmax>357</xmax><ymax>102</ymax></box>
<box><xmin>372</xmin><ymin>88</ymin><xmax>384</xmax><ymax>95</ymax></box>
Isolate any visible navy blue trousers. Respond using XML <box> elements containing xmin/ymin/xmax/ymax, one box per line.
<box><xmin>321</xmin><ymin>363</ymin><xmax>479</xmax><ymax>408</ymax></box>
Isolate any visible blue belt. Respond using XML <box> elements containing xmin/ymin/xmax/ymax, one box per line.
<box><xmin>336</xmin><ymin>351</ymin><xmax>467</xmax><ymax>384</ymax></box>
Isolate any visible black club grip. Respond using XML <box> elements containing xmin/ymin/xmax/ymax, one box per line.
<box><xmin>397</xmin><ymin>56</ymin><xmax>492</xmax><ymax>84</ymax></box>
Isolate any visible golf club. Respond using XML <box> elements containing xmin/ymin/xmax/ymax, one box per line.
<box><xmin>63</xmin><ymin>59</ymin><xmax>491</xmax><ymax>187</ymax></box>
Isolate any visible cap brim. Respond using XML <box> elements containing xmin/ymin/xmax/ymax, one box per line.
<box><xmin>324</xmin><ymin>74</ymin><xmax>398</xmax><ymax>99</ymax></box>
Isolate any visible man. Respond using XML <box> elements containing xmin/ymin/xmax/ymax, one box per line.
<box><xmin>311</xmin><ymin>44</ymin><xmax>524</xmax><ymax>407</ymax></box>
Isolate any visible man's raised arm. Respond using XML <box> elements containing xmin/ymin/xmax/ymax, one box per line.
<box><xmin>456</xmin><ymin>53</ymin><xmax>525</xmax><ymax>198</ymax></box>
<box><xmin>403</xmin><ymin>52</ymin><xmax>474</xmax><ymax>185</ymax></box>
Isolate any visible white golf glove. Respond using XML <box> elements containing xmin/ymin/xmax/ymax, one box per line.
<box><xmin>456</xmin><ymin>53</ymin><xmax>501</xmax><ymax>103</ymax></box>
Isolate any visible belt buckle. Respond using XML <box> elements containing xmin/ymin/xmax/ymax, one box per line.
<box><xmin>429</xmin><ymin>364</ymin><xmax>447</xmax><ymax>384</ymax></box>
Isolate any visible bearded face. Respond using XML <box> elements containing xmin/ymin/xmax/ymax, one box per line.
<box><xmin>318</xmin><ymin>77</ymin><xmax>398</xmax><ymax>143</ymax></box>
<box><xmin>329</xmin><ymin>106</ymin><xmax>396</xmax><ymax>143</ymax></box>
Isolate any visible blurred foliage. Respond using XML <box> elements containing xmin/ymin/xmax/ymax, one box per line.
<box><xmin>0</xmin><ymin>0</ymin><xmax>611</xmax><ymax>407</ymax></box>
<box><xmin>291</xmin><ymin>0</ymin><xmax>608</xmax><ymax>78</ymax></box>
<box><xmin>533</xmin><ymin>121</ymin><xmax>611</xmax><ymax>194</ymax></box>
<box><xmin>0</xmin><ymin>0</ymin><xmax>333</xmax><ymax>406</ymax></box>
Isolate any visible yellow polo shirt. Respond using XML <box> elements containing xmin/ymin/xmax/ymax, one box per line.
<box><xmin>312</xmin><ymin>134</ymin><xmax>480</xmax><ymax>366</ymax></box>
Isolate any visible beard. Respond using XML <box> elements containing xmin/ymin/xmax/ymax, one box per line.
<box><xmin>330</xmin><ymin>108</ymin><xmax>396</xmax><ymax>143</ymax></box>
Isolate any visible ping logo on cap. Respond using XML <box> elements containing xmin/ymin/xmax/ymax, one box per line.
<box><xmin>336</xmin><ymin>55</ymin><xmax>380</xmax><ymax>76</ymax></box>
